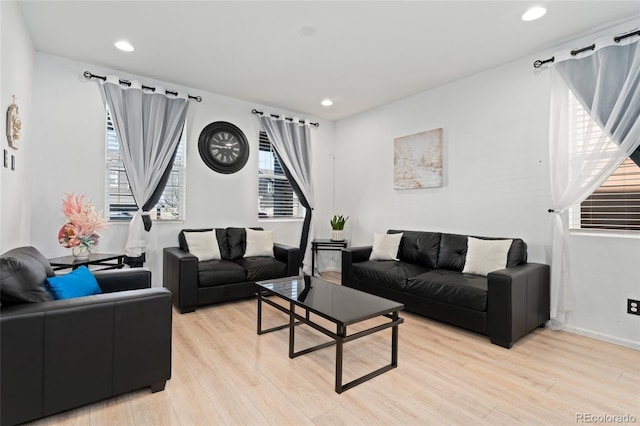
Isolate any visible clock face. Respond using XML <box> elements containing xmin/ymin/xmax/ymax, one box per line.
<box><xmin>198</xmin><ymin>122</ymin><xmax>249</xmax><ymax>174</ymax></box>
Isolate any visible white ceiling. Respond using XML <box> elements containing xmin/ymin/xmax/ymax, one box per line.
<box><xmin>18</xmin><ymin>1</ymin><xmax>640</xmax><ymax>121</ymax></box>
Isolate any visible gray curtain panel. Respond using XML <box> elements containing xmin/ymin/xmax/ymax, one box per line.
<box><xmin>259</xmin><ymin>115</ymin><xmax>314</xmax><ymax>272</ymax></box>
<box><xmin>97</xmin><ymin>76</ymin><xmax>189</xmax><ymax>259</ymax></box>
<box><xmin>555</xmin><ymin>40</ymin><xmax>640</xmax><ymax>166</ymax></box>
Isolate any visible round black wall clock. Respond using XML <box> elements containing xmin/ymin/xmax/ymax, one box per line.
<box><xmin>198</xmin><ymin>121</ymin><xmax>249</xmax><ymax>174</ymax></box>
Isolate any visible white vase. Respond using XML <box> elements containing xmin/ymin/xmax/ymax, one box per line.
<box><xmin>330</xmin><ymin>230</ymin><xmax>344</xmax><ymax>241</ymax></box>
<box><xmin>72</xmin><ymin>245</ymin><xmax>91</xmax><ymax>260</ymax></box>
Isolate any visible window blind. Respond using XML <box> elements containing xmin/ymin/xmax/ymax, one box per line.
<box><xmin>258</xmin><ymin>131</ymin><xmax>304</xmax><ymax>219</ymax></box>
<box><xmin>569</xmin><ymin>94</ymin><xmax>640</xmax><ymax>232</ymax></box>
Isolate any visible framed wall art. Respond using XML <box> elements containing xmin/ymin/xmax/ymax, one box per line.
<box><xmin>394</xmin><ymin>128</ymin><xmax>443</xmax><ymax>189</ymax></box>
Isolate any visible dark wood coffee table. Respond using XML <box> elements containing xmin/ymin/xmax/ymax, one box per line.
<box><xmin>256</xmin><ymin>275</ymin><xmax>403</xmax><ymax>393</ymax></box>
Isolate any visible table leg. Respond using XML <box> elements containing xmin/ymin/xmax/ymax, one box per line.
<box><xmin>392</xmin><ymin>311</ymin><xmax>399</xmax><ymax>367</ymax></box>
<box><xmin>257</xmin><ymin>288</ymin><xmax>263</xmax><ymax>334</ymax></box>
<box><xmin>312</xmin><ymin>246</ymin><xmax>316</xmax><ymax>276</ymax></box>
<box><xmin>289</xmin><ymin>301</ymin><xmax>295</xmax><ymax>358</ymax></box>
<box><xmin>335</xmin><ymin>323</ymin><xmax>346</xmax><ymax>393</ymax></box>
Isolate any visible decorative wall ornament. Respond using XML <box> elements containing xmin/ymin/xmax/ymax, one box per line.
<box><xmin>394</xmin><ymin>128</ymin><xmax>443</xmax><ymax>189</ymax></box>
<box><xmin>6</xmin><ymin>95</ymin><xmax>22</xmax><ymax>149</ymax></box>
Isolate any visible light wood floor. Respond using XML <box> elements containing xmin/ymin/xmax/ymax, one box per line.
<box><xmin>32</xmin><ymin>272</ymin><xmax>639</xmax><ymax>425</ymax></box>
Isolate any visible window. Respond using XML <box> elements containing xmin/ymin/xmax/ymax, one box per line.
<box><xmin>568</xmin><ymin>94</ymin><xmax>640</xmax><ymax>232</ymax></box>
<box><xmin>105</xmin><ymin>110</ymin><xmax>186</xmax><ymax>222</ymax></box>
<box><xmin>258</xmin><ymin>131</ymin><xmax>304</xmax><ymax>219</ymax></box>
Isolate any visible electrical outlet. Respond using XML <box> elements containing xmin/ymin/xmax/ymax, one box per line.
<box><xmin>628</xmin><ymin>299</ymin><xmax>640</xmax><ymax>315</ymax></box>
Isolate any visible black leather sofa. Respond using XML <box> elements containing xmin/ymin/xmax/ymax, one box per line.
<box><xmin>342</xmin><ymin>230</ymin><xmax>550</xmax><ymax>348</ymax></box>
<box><xmin>163</xmin><ymin>227</ymin><xmax>300</xmax><ymax>313</ymax></box>
<box><xmin>0</xmin><ymin>246</ymin><xmax>172</xmax><ymax>426</ymax></box>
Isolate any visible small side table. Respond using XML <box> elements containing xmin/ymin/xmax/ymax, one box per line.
<box><xmin>311</xmin><ymin>239</ymin><xmax>347</xmax><ymax>276</ymax></box>
<box><xmin>48</xmin><ymin>253</ymin><xmax>126</xmax><ymax>272</ymax></box>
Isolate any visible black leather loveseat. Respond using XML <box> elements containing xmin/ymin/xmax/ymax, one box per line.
<box><xmin>163</xmin><ymin>227</ymin><xmax>300</xmax><ymax>313</ymax></box>
<box><xmin>0</xmin><ymin>246</ymin><xmax>172</xmax><ymax>426</ymax></box>
<box><xmin>342</xmin><ymin>230</ymin><xmax>550</xmax><ymax>348</ymax></box>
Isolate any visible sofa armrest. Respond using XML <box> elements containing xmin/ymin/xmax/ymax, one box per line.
<box><xmin>487</xmin><ymin>262</ymin><xmax>550</xmax><ymax>348</ymax></box>
<box><xmin>94</xmin><ymin>268</ymin><xmax>152</xmax><ymax>293</ymax></box>
<box><xmin>341</xmin><ymin>246</ymin><xmax>373</xmax><ymax>287</ymax></box>
<box><xmin>163</xmin><ymin>247</ymin><xmax>198</xmax><ymax>314</ymax></box>
<box><xmin>273</xmin><ymin>243</ymin><xmax>300</xmax><ymax>276</ymax></box>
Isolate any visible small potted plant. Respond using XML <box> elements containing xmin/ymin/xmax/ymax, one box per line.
<box><xmin>330</xmin><ymin>214</ymin><xmax>348</xmax><ymax>241</ymax></box>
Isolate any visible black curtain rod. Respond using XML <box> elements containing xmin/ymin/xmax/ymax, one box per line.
<box><xmin>83</xmin><ymin>71</ymin><xmax>202</xmax><ymax>102</ymax></box>
<box><xmin>252</xmin><ymin>109</ymin><xmax>319</xmax><ymax>127</ymax></box>
<box><xmin>533</xmin><ymin>28</ymin><xmax>640</xmax><ymax>69</ymax></box>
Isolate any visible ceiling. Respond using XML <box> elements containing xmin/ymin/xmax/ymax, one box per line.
<box><xmin>18</xmin><ymin>1</ymin><xmax>640</xmax><ymax>121</ymax></box>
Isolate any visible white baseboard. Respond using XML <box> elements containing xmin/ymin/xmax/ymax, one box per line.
<box><xmin>561</xmin><ymin>325</ymin><xmax>640</xmax><ymax>350</ymax></box>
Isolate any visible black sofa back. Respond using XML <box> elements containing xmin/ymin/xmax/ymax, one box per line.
<box><xmin>388</xmin><ymin>230</ymin><xmax>527</xmax><ymax>271</ymax></box>
<box><xmin>178</xmin><ymin>227</ymin><xmax>263</xmax><ymax>260</ymax></box>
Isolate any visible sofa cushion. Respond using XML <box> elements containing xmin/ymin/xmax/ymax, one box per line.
<box><xmin>406</xmin><ymin>270</ymin><xmax>488</xmax><ymax>312</ymax></box>
<box><xmin>183</xmin><ymin>230</ymin><xmax>222</xmax><ymax>261</ymax></box>
<box><xmin>505</xmin><ymin>239</ymin><xmax>527</xmax><ymax>267</ymax></box>
<box><xmin>197</xmin><ymin>260</ymin><xmax>247</xmax><ymax>287</ymax></box>
<box><xmin>179</xmin><ymin>228</ymin><xmax>229</xmax><ymax>260</ymax></box>
<box><xmin>438</xmin><ymin>234</ymin><xmax>528</xmax><ymax>272</ymax></box>
<box><xmin>438</xmin><ymin>233</ymin><xmax>468</xmax><ymax>271</ymax></box>
<box><xmin>462</xmin><ymin>237</ymin><xmax>513</xmax><ymax>276</ymax></box>
<box><xmin>233</xmin><ymin>257</ymin><xmax>287</xmax><ymax>281</ymax></box>
<box><xmin>46</xmin><ymin>266</ymin><xmax>102</xmax><ymax>300</ymax></box>
<box><xmin>1</xmin><ymin>246</ymin><xmax>55</xmax><ymax>305</ymax></box>
<box><xmin>244</xmin><ymin>228</ymin><xmax>274</xmax><ymax>257</ymax></box>
<box><xmin>369</xmin><ymin>233</ymin><xmax>403</xmax><ymax>261</ymax></box>
<box><xmin>389</xmin><ymin>230</ymin><xmax>440</xmax><ymax>269</ymax></box>
<box><xmin>352</xmin><ymin>260</ymin><xmax>431</xmax><ymax>291</ymax></box>
<box><xmin>227</xmin><ymin>227</ymin><xmax>245</xmax><ymax>260</ymax></box>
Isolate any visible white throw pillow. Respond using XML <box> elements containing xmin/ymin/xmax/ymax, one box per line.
<box><xmin>245</xmin><ymin>228</ymin><xmax>274</xmax><ymax>257</ymax></box>
<box><xmin>462</xmin><ymin>237</ymin><xmax>513</xmax><ymax>276</ymax></box>
<box><xmin>183</xmin><ymin>230</ymin><xmax>221</xmax><ymax>261</ymax></box>
<box><xmin>369</xmin><ymin>233</ymin><xmax>403</xmax><ymax>261</ymax></box>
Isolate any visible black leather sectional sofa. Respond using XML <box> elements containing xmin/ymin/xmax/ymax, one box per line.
<box><xmin>163</xmin><ymin>227</ymin><xmax>300</xmax><ymax>313</ymax></box>
<box><xmin>342</xmin><ymin>230</ymin><xmax>550</xmax><ymax>348</ymax></box>
<box><xmin>0</xmin><ymin>246</ymin><xmax>172</xmax><ymax>426</ymax></box>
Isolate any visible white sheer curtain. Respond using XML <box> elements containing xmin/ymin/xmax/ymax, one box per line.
<box><xmin>258</xmin><ymin>115</ymin><xmax>315</xmax><ymax>274</ymax></box>
<box><xmin>97</xmin><ymin>76</ymin><xmax>189</xmax><ymax>258</ymax></box>
<box><xmin>547</xmin><ymin>36</ymin><xmax>640</xmax><ymax>327</ymax></box>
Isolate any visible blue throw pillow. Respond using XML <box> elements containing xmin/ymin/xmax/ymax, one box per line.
<box><xmin>46</xmin><ymin>266</ymin><xmax>102</xmax><ymax>300</ymax></box>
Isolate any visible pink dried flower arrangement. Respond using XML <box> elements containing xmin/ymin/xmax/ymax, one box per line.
<box><xmin>58</xmin><ymin>193</ymin><xmax>107</xmax><ymax>248</ymax></box>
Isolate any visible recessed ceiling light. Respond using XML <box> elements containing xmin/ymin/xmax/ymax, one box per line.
<box><xmin>321</xmin><ymin>99</ymin><xmax>333</xmax><ymax>107</ymax></box>
<box><xmin>114</xmin><ymin>40</ymin><xmax>135</xmax><ymax>52</ymax></box>
<box><xmin>522</xmin><ymin>6</ymin><xmax>547</xmax><ymax>21</ymax></box>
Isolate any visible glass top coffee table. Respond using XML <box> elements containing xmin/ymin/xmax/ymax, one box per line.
<box><xmin>256</xmin><ymin>275</ymin><xmax>404</xmax><ymax>393</ymax></box>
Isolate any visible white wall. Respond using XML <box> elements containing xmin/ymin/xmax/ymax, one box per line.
<box><xmin>0</xmin><ymin>0</ymin><xmax>35</xmax><ymax>252</ymax></box>
<box><xmin>333</xmin><ymin>37</ymin><xmax>640</xmax><ymax>347</ymax></box>
<box><xmin>29</xmin><ymin>53</ymin><xmax>335</xmax><ymax>286</ymax></box>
